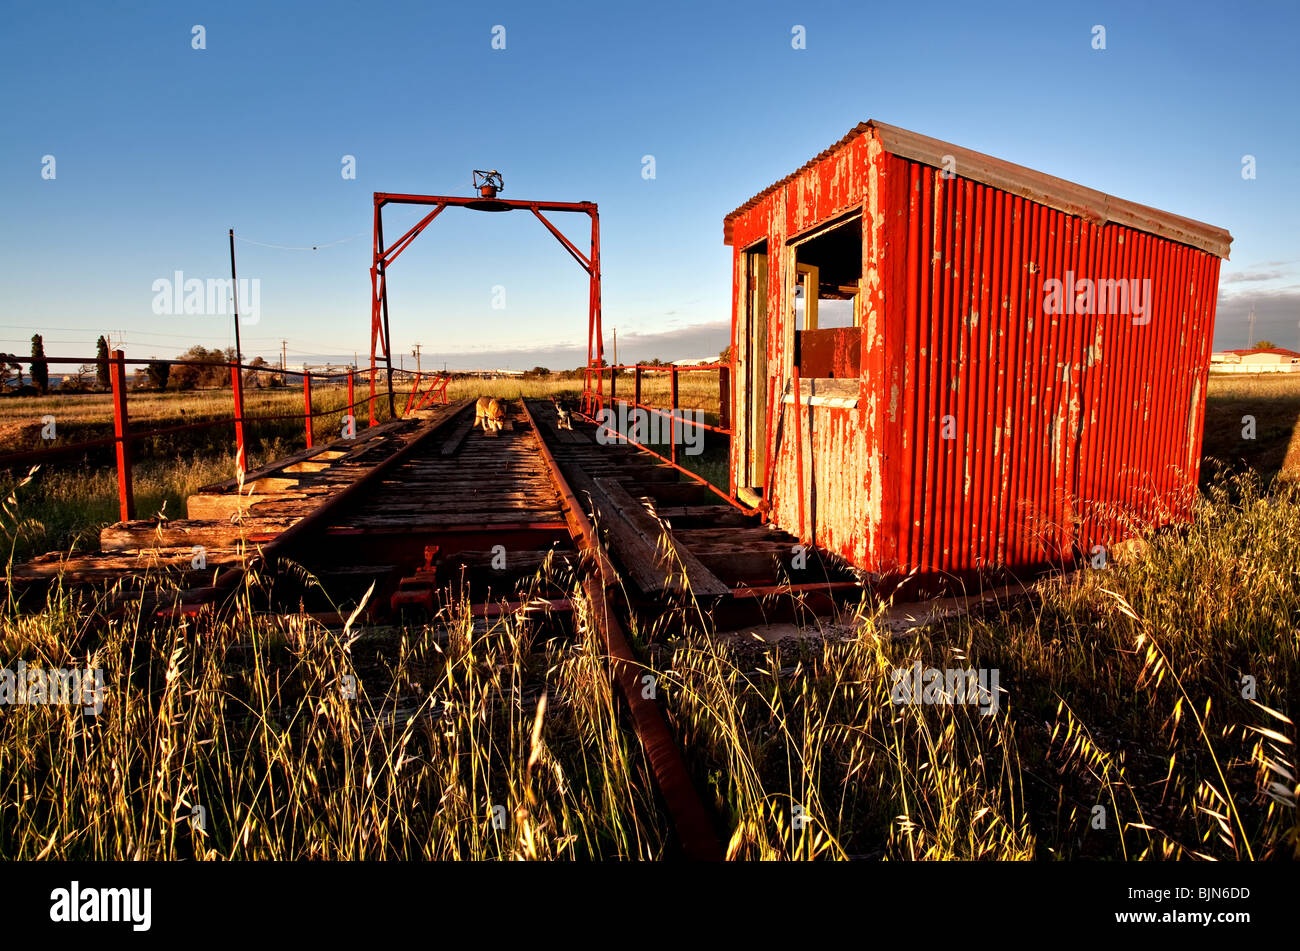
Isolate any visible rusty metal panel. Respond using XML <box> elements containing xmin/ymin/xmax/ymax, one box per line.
<box><xmin>797</xmin><ymin>328</ymin><xmax>861</xmax><ymax>378</ymax></box>
<box><xmin>727</xmin><ymin>126</ymin><xmax>1226</xmax><ymax>582</ymax></box>
<box><xmin>879</xmin><ymin>152</ymin><xmax>1223</xmax><ymax>576</ymax></box>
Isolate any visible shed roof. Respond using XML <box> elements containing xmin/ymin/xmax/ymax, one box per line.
<box><xmin>723</xmin><ymin>120</ymin><xmax>1232</xmax><ymax>259</ymax></box>
<box><xmin>1223</xmin><ymin>348</ymin><xmax>1300</xmax><ymax>358</ymax></box>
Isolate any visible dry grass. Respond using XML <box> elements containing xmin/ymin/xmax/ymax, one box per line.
<box><xmin>2</xmin><ymin>469</ymin><xmax>1295</xmax><ymax>860</ymax></box>
<box><xmin>1201</xmin><ymin>373</ymin><xmax>1300</xmax><ymax>483</ymax></box>
<box><xmin>646</xmin><ymin>470</ymin><xmax>1298</xmax><ymax>860</ymax></box>
<box><xmin>0</xmin><ymin>373</ymin><xmax>1296</xmax><ymax>860</ymax></box>
<box><xmin>0</xmin><ymin>557</ymin><xmax>667</xmax><ymax>860</ymax></box>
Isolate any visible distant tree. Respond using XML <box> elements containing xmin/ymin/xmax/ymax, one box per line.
<box><xmin>1254</xmin><ymin>340</ymin><xmax>1276</xmax><ymax>350</ymax></box>
<box><xmin>171</xmin><ymin>345</ymin><xmax>234</xmax><ymax>389</ymax></box>
<box><xmin>243</xmin><ymin>356</ymin><xmax>269</xmax><ymax>388</ymax></box>
<box><xmin>30</xmin><ymin>334</ymin><xmax>48</xmax><ymax>394</ymax></box>
<box><xmin>524</xmin><ymin>365</ymin><xmax>551</xmax><ymax>379</ymax></box>
<box><xmin>719</xmin><ymin>345</ymin><xmax>732</xmax><ymax>364</ymax></box>
<box><xmin>146</xmin><ymin>361</ymin><xmax>171</xmax><ymax>391</ymax></box>
<box><xmin>60</xmin><ymin>365</ymin><xmax>93</xmax><ymax>392</ymax></box>
<box><xmin>95</xmin><ymin>336</ymin><xmax>111</xmax><ymax>389</ymax></box>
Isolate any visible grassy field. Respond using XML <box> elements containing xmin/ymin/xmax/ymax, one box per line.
<box><xmin>0</xmin><ymin>373</ymin><xmax>1296</xmax><ymax>860</ymax></box>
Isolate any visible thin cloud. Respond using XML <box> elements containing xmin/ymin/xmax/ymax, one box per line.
<box><xmin>1221</xmin><ymin>269</ymin><xmax>1286</xmax><ymax>284</ymax></box>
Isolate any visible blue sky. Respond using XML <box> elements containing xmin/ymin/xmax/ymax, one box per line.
<box><xmin>2</xmin><ymin>0</ymin><xmax>1297</xmax><ymax>370</ymax></box>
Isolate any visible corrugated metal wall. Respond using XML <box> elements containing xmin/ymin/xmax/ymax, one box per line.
<box><xmin>730</xmin><ymin>130</ymin><xmax>1223</xmax><ymax>580</ymax></box>
<box><xmin>881</xmin><ymin>153</ymin><xmax>1220</xmax><ymax>575</ymax></box>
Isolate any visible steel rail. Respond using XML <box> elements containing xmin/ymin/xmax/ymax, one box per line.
<box><xmin>521</xmin><ymin>398</ymin><xmax>723</xmax><ymax>861</ymax></box>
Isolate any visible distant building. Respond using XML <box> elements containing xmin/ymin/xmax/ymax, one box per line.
<box><xmin>1210</xmin><ymin>348</ymin><xmax>1300</xmax><ymax>373</ymax></box>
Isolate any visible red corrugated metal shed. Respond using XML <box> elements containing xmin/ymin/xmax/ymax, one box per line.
<box><xmin>725</xmin><ymin>120</ymin><xmax>1231</xmax><ymax>586</ymax></box>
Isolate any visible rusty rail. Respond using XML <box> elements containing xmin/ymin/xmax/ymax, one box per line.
<box><xmin>521</xmin><ymin>399</ymin><xmax>723</xmax><ymax>861</ymax></box>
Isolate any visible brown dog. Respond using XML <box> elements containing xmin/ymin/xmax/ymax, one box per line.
<box><xmin>475</xmin><ymin>396</ymin><xmax>505</xmax><ymax>432</ymax></box>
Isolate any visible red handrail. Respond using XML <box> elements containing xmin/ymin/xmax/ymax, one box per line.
<box><xmin>0</xmin><ymin>349</ymin><xmax>380</xmax><ymax>521</ymax></box>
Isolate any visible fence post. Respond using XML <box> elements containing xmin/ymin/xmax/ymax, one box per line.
<box><xmin>670</xmin><ymin>366</ymin><xmax>679</xmax><ymax>466</ymax></box>
<box><xmin>230</xmin><ymin>361</ymin><xmax>246</xmax><ymax>474</ymax></box>
<box><xmin>110</xmin><ymin>350</ymin><xmax>135</xmax><ymax>522</ymax></box>
<box><xmin>347</xmin><ymin>369</ymin><xmax>355</xmax><ymax>427</ymax></box>
<box><xmin>718</xmin><ymin>365</ymin><xmax>731</xmax><ymax>431</ymax></box>
<box><xmin>303</xmin><ymin>372</ymin><xmax>314</xmax><ymax>448</ymax></box>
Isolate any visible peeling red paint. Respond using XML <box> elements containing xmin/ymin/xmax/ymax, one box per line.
<box><xmin>726</xmin><ymin>123</ymin><xmax>1229</xmax><ymax>582</ymax></box>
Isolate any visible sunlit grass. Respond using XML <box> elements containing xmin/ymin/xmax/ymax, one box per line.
<box><xmin>648</xmin><ymin>470</ymin><xmax>1298</xmax><ymax>860</ymax></box>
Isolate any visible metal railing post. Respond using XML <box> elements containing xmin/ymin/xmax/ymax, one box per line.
<box><xmin>231</xmin><ymin>361</ymin><xmax>246</xmax><ymax>474</ymax></box>
<box><xmin>670</xmin><ymin>365</ymin><xmax>679</xmax><ymax>466</ymax></box>
<box><xmin>110</xmin><ymin>349</ymin><xmax>135</xmax><ymax>521</ymax></box>
<box><xmin>303</xmin><ymin>371</ymin><xmax>314</xmax><ymax>448</ymax></box>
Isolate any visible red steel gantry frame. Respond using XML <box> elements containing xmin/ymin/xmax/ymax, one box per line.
<box><xmin>368</xmin><ymin>191</ymin><xmax>604</xmax><ymax>424</ymax></box>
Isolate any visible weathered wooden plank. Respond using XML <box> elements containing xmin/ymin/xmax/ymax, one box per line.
<box><xmin>439</xmin><ymin>413</ymin><xmax>477</xmax><ymax>456</ymax></box>
<box><xmin>653</xmin><ymin>504</ymin><xmax>757</xmax><ymax>526</ymax></box>
<box><xmin>12</xmin><ymin>547</ymin><xmax>246</xmax><ymax>582</ymax></box>
<box><xmin>335</xmin><ymin>510</ymin><xmax>567</xmax><ymax>528</ymax></box>
<box><xmin>244</xmin><ymin>477</ymin><xmax>301</xmax><ymax>494</ymax></box>
<box><xmin>186</xmin><ymin>491</ymin><xmax>329</xmax><ymax>520</ymax></box>
<box><xmin>100</xmin><ymin>517</ymin><xmax>299</xmax><ymax>551</ymax></box>
<box><xmin>591</xmin><ymin>477</ymin><xmax>729</xmax><ymax>597</ymax></box>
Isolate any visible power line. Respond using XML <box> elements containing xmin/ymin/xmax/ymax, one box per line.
<box><xmin>231</xmin><ymin>230</ymin><xmax>365</xmax><ymax>252</ymax></box>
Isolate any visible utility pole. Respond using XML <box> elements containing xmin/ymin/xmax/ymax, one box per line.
<box><xmin>613</xmin><ymin>328</ymin><xmax>617</xmax><ymax>370</ymax></box>
<box><xmin>412</xmin><ymin>343</ymin><xmax>422</xmax><ymax>374</ymax></box>
<box><xmin>228</xmin><ymin>229</ymin><xmax>242</xmax><ymax>366</ymax></box>
<box><xmin>1247</xmin><ymin>306</ymin><xmax>1256</xmax><ymax>348</ymax></box>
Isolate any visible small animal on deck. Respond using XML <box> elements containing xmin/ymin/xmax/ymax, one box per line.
<box><xmin>475</xmin><ymin>396</ymin><xmax>505</xmax><ymax>433</ymax></box>
<box><xmin>553</xmin><ymin>398</ymin><xmax>573</xmax><ymax>431</ymax></box>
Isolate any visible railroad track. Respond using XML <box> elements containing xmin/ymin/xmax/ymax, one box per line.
<box><xmin>9</xmin><ymin>395</ymin><xmax>862</xmax><ymax>860</ymax></box>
